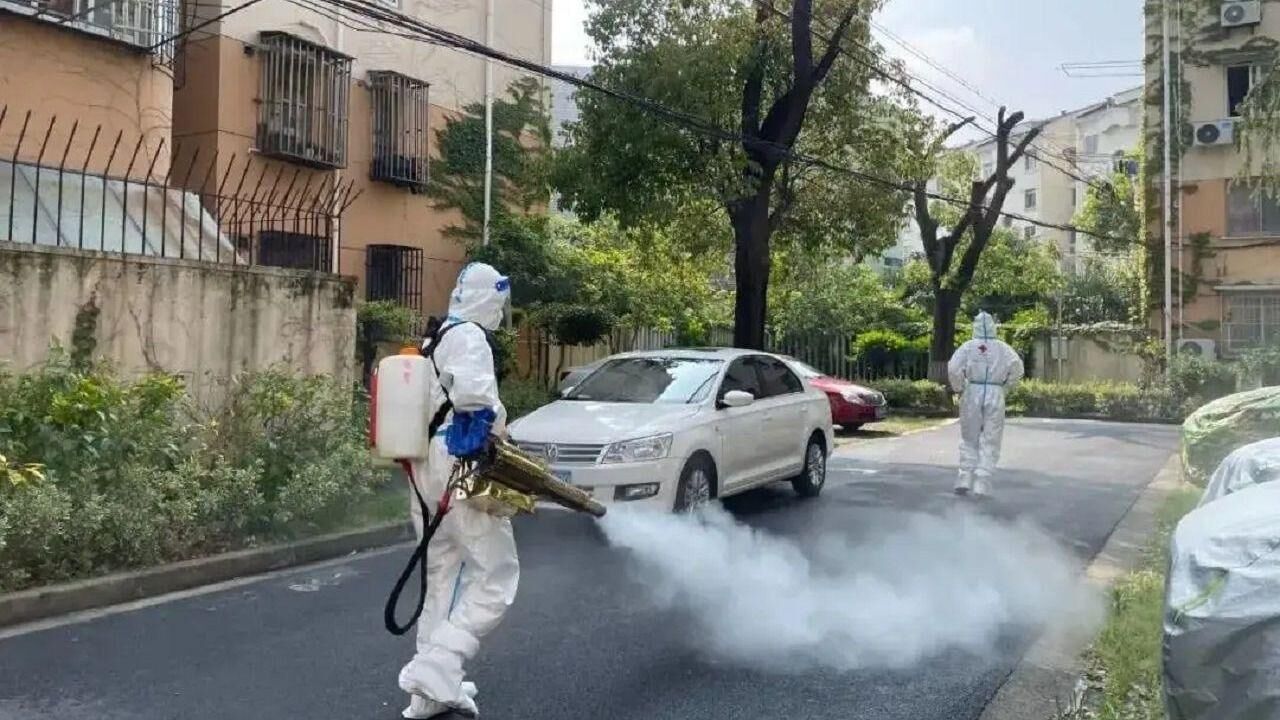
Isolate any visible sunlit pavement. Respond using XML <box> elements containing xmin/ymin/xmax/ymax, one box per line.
<box><xmin>0</xmin><ymin>419</ymin><xmax>1176</xmax><ymax>720</ymax></box>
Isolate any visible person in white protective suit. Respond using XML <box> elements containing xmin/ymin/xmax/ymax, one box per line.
<box><xmin>400</xmin><ymin>262</ymin><xmax>516</xmax><ymax>719</ymax></box>
<box><xmin>948</xmin><ymin>311</ymin><xmax>1024</xmax><ymax>497</ymax></box>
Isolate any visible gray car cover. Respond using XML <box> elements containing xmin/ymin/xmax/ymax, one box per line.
<box><xmin>1164</xmin><ymin>481</ymin><xmax>1280</xmax><ymax>720</ymax></box>
<box><xmin>1198</xmin><ymin>436</ymin><xmax>1280</xmax><ymax>507</ymax></box>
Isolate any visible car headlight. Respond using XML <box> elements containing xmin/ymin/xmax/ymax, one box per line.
<box><xmin>601</xmin><ymin>434</ymin><xmax>673</xmax><ymax>464</ymax></box>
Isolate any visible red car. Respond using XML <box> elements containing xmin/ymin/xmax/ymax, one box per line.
<box><xmin>784</xmin><ymin>357</ymin><xmax>888</xmax><ymax>430</ymax></box>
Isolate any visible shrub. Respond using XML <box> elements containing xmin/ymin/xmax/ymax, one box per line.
<box><xmin>1168</xmin><ymin>354</ymin><xmax>1237</xmax><ymax>406</ymax></box>
<box><xmin>502</xmin><ymin>378</ymin><xmax>555</xmax><ymax>421</ymax></box>
<box><xmin>873</xmin><ymin>379</ymin><xmax>951</xmax><ymax>414</ymax></box>
<box><xmin>0</xmin><ymin>357</ymin><xmax>379</xmax><ymax>592</ymax></box>
<box><xmin>1008</xmin><ymin>380</ymin><xmax>1184</xmax><ymax>423</ymax></box>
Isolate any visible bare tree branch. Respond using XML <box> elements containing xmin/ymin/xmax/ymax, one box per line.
<box><xmin>741</xmin><ymin>40</ymin><xmax>767</xmax><ymax>139</ymax></box>
<box><xmin>813</xmin><ymin>6</ymin><xmax>857</xmax><ymax>84</ymax></box>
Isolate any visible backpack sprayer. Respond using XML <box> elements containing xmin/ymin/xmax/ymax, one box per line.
<box><xmin>370</xmin><ymin>343</ymin><xmax>605</xmax><ymax>635</ymax></box>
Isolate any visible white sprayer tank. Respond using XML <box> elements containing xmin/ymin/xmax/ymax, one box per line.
<box><xmin>372</xmin><ymin>349</ymin><xmax>432</xmax><ymax>461</ymax></box>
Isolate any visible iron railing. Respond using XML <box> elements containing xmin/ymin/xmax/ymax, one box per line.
<box><xmin>257</xmin><ymin>31</ymin><xmax>352</xmax><ymax>169</ymax></box>
<box><xmin>0</xmin><ymin>106</ymin><xmax>360</xmax><ymax>271</ymax></box>
<box><xmin>365</xmin><ymin>244</ymin><xmax>423</xmax><ymax>310</ymax></box>
<box><xmin>368</xmin><ymin>71</ymin><xmax>430</xmax><ymax>191</ymax></box>
<box><xmin>11</xmin><ymin>0</ymin><xmax>178</xmax><ymax>58</ymax></box>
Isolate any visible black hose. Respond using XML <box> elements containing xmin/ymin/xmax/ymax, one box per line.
<box><xmin>384</xmin><ymin>466</ymin><xmax>449</xmax><ymax>636</ymax></box>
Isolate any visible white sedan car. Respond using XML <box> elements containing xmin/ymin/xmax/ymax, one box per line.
<box><xmin>508</xmin><ymin>348</ymin><xmax>835</xmax><ymax>512</ymax></box>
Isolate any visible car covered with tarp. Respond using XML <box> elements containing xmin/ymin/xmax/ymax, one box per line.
<box><xmin>1180</xmin><ymin>386</ymin><xmax>1280</xmax><ymax>485</ymax></box>
<box><xmin>1198</xmin><ymin>436</ymin><xmax>1280</xmax><ymax>507</ymax></box>
<box><xmin>1164</xmin><ymin>480</ymin><xmax>1280</xmax><ymax>719</ymax></box>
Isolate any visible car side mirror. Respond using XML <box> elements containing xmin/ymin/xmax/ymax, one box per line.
<box><xmin>720</xmin><ymin>390</ymin><xmax>755</xmax><ymax>409</ymax></box>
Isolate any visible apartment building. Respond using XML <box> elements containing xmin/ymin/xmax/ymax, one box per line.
<box><xmin>963</xmin><ymin>88</ymin><xmax>1142</xmax><ymax>271</ymax></box>
<box><xmin>889</xmin><ymin>88</ymin><xmax>1142</xmax><ymax>275</ymax></box>
<box><xmin>1147</xmin><ymin>0</ymin><xmax>1280</xmax><ymax>357</ymax></box>
<box><xmin>0</xmin><ymin>0</ymin><xmax>176</xmax><ymax>179</ymax></box>
<box><xmin>172</xmin><ymin>0</ymin><xmax>552</xmax><ymax>315</ymax></box>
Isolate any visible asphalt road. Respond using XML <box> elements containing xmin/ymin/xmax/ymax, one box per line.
<box><xmin>0</xmin><ymin>418</ymin><xmax>1178</xmax><ymax>720</ymax></box>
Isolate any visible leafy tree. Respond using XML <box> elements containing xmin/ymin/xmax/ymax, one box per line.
<box><xmin>1059</xmin><ymin>257</ymin><xmax>1142</xmax><ymax>325</ymax></box>
<box><xmin>554</xmin><ymin>0</ymin><xmax>928</xmax><ymax>349</ymax></box>
<box><xmin>898</xmin><ymin>229</ymin><xmax>1060</xmax><ymax>331</ymax></box>
<box><xmin>1074</xmin><ymin>153</ymin><xmax>1141</xmax><ymax>255</ymax></box>
<box><xmin>910</xmin><ymin>110</ymin><xmax>1040</xmax><ymax>381</ymax></box>
<box><xmin>769</xmin><ymin>250</ymin><xmax>926</xmax><ymax>338</ymax></box>
<box><xmin>430</xmin><ymin>77</ymin><xmax>553</xmax><ymax>241</ymax></box>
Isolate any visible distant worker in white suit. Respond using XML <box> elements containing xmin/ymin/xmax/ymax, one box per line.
<box><xmin>948</xmin><ymin>311</ymin><xmax>1024</xmax><ymax>498</ymax></box>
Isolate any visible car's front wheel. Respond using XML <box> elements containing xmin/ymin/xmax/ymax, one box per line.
<box><xmin>791</xmin><ymin>435</ymin><xmax>827</xmax><ymax>498</ymax></box>
<box><xmin>674</xmin><ymin>455</ymin><xmax>716</xmax><ymax>512</ymax></box>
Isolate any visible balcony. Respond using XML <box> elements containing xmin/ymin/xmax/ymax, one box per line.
<box><xmin>256</xmin><ymin>31</ymin><xmax>352</xmax><ymax>169</ymax></box>
<box><xmin>368</xmin><ymin>71</ymin><xmax>430</xmax><ymax>191</ymax></box>
<box><xmin>3</xmin><ymin>0</ymin><xmax>178</xmax><ymax>57</ymax></box>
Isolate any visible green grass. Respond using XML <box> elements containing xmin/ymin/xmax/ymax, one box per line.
<box><xmin>1082</xmin><ymin>486</ymin><xmax>1201</xmax><ymax>720</ymax></box>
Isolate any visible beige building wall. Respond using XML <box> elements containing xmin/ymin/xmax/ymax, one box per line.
<box><xmin>0</xmin><ymin>13</ymin><xmax>172</xmax><ymax>179</ymax></box>
<box><xmin>1147</xmin><ymin>1</ymin><xmax>1280</xmax><ymax>354</ymax></box>
<box><xmin>0</xmin><ymin>242</ymin><xmax>356</xmax><ymax>400</ymax></box>
<box><xmin>173</xmin><ymin>0</ymin><xmax>553</xmax><ymax>318</ymax></box>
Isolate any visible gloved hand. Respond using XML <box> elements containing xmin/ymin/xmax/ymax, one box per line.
<box><xmin>446</xmin><ymin>408</ymin><xmax>497</xmax><ymax>459</ymax></box>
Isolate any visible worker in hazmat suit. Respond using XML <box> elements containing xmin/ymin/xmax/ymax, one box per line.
<box><xmin>948</xmin><ymin>311</ymin><xmax>1024</xmax><ymax>498</ymax></box>
<box><xmin>400</xmin><ymin>262</ymin><xmax>516</xmax><ymax>719</ymax></box>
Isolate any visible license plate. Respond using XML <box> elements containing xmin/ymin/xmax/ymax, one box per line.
<box><xmin>552</xmin><ymin>469</ymin><xmax>572</xmax><ymax>484</ymax></box>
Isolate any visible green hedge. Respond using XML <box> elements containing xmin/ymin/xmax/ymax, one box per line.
<box><xmin>1008</xmin><ymin>380</ymin><xmax>1185</xmax><ymax>423</ymax></box>
<box><xmin>873</xmin><ymin>379</ymin><xmax>952</xmax><ymax>414</ymax></box>
<box><xmin>0</xmin><ymin>356</ymin><xmax>378</xmax><ymax>592</ymax></box>
<box><xmin>870</xmin><ymin>377</ymin><xmax>1188</xmax><ymax>423</ymax></box>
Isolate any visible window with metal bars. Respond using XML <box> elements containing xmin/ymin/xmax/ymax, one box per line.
<box><xmin>258</xmin><ymin>230</ymin><xmax>332</xmax><ymax>272</ymax></box>
<box><xmin>369</xmin><ymin>71</ymin><xmax>430</xmax><ymax>191</ymax></box>
<box><xmin>257</xmin><ymin>32</ymin><xmax>352</xmax><ymax>169</ymax></box>
<box><xmin>365</xmin><ymin>244</ymin><xmax>423</xmax><ymax>311</ymax></box>
<box><xmin>1225</xmin><ymin>292</ymin><xmax>1280</xmax><ymax>354</ymax></box>
<box><xmin>24</xmin><ymin>0</ymin><xmax>178</xmax><ymax>53</ymax></box>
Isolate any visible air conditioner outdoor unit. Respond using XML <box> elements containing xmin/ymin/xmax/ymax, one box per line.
<box><xmin>1194</xmin><ymin>120</ymin><xmax>1236</xmax><ymax>147</ymax></box>
<box><xmin>1222</xmin><ymin>0</ymin><xmax>1262</xmax><ymax>28</ymax></box>
<box><xmin>1178</xmin><ymin>339</ymin><xmax>1217</xmax><ymax>358</ymax></box>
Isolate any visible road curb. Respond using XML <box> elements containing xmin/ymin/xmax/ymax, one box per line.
<box><xmin>978</xmin><ymin>452</ymin><xmax>1188</xmax><ymax>720</ymax></box>
<box><xmin>0</xmin><ymin>522</ymin><xmax>413</xmax><ymax>629</ymax></box>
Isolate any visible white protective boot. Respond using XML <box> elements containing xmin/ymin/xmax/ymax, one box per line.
<box><xmin>954</xmin><ymin>471</ymin><xmax>973</xmax><ymax>496</ymax></box>
<box><xmin>971</xmin><ymin>474</ymin><xmax>992</xmax><ymax>498</ymax></box>
<box><xmin>402</xmin><ymin>682</ymin><xmax>479</xmax><ymax>719</ymax></box>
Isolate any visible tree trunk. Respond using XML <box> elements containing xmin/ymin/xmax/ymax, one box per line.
<box><xmin>929</xmin><ymin>288</ymin><xmax>962</xmax><ymax>384</ymax></box>
<box><xmin>729</xmin><ymin>191</ymin><xmax>773</xmax><ymax>350</ymax></box>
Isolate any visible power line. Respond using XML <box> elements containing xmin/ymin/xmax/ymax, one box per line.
<box><xmin>759</xmin><ymin>2</ymin><xmax>1113</xmax><ymax>196</ymax></box>
<box><xmin>142</xmin><ymin>0</ymin><xmax>1129</xmax><ymax>246</ymax></box>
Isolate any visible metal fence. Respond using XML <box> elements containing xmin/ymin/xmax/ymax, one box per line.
<box><xmin>0</xmin><ymin>107</ymin><xmax>360</xmax><ymax>270</ymax></box>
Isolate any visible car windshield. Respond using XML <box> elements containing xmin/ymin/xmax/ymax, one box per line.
<box><xmin>787</xmin><ymin>359</ymin><xmax>825</xmax><ymax>379</ymax></box>
<box><xmin>562</xmin><ymin>357</ymin><xmax>723</xmax><ymax>404</ymax></box>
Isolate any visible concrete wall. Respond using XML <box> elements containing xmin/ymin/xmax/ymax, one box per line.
<box><xmin>0</xmin><ymin>243</ymin><xmax>357</xmax><ymax>399</ymax></box>
<box><xmin>1034</xmin><ymin>333</ymin><xmax>1146</xmax><ymax>384</ymax></box>
<box><xmin>0</xmin><ymin>14</ymin><xmax>172</xmax><ymax>179</ymax></box>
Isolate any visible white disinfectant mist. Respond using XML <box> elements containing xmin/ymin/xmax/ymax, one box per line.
<box><xmin>598</xmin><ymin>504</ymin><xmax>1101</xmax><ymax>672</ymax></box>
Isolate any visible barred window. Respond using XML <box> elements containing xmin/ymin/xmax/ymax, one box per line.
<box><xmin>1224</xmin><ymin>292</ymin><xmax>1280</xmax><ymax>354</ymax></box>
<box><xmin>258</xmin><ymin>230</ymin><xmax>332</xmax><ymax>272</ymax></box>
<box><xmin>369</xmin><ymin>71</ymin><xmax>430</xmax><ymax>190</ymax></box>
<box><xmin>365</xmin><ymin>244</ymin><xmax>423</xmax><ymax>311</ymax></box>
<box><xmin>257</xmin><ymin>32</ymin><xmax>351</xmax><ymax>169</ymax></box>
<box><xmin>27</xmin><ymin>0</ymin><xmax>177</xmax><ymax>52</ymax></box>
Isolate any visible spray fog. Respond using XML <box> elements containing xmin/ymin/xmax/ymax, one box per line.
<box><xmin>598</xmin><ymin>505</ymin><xmax>1101</xmax><ymax>672</ymax></box>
